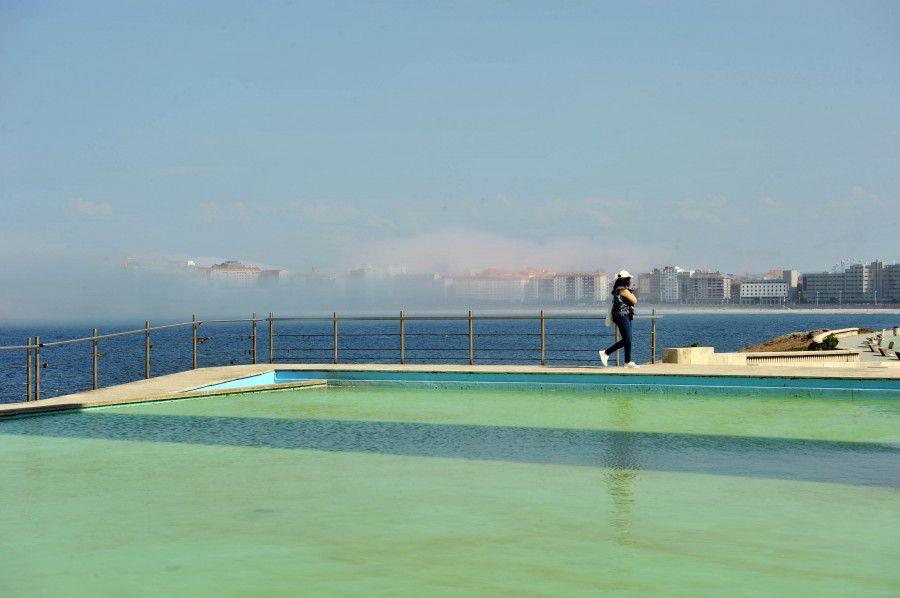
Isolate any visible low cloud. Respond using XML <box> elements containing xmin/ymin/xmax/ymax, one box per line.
<box><xmin>192</xmin><ymin>201</ymin><xmax>223</xmax><ymax>223</ymax></box>
<box><xmin>671</xmin><ymin>195</ymin><xmax>727</xmax><ymax>228</ymax></box>
<box><xmin>541</xmin><ymin>198</ymin><xmax>567</xmax><ymax>217</ymax></box>
<box><xmin>348</xmin><ymin>227</ymin><xmax>664</xmax><ymax>276</ymax></box>
<box><xmin>151</xmin><ymin>166</ymin><xmax>219</xmax><ymax>177</ymax></box>
<box><xmin>757</xmin><ymin>196</ymin><xmax>778</xmax><ymax>209</ymax></box>
<box><xmin>681</xmin><ymin>210</ymin><xmax>724</xmax><ymax>227</ymax></box>
<box><xmin>587</xmin><ymin>210</ymin><xmax>617</xmax><ymax>227</ymax></box>
<box><xmin>706</xmin><ymin>194</ymin><xmax>728</xmax><ymax>208</ymax></box>
<box><xmin>67</xmin><ymin>198</ymin><xmax>112</xmax><ymax>219</ymax></box>
<box><xmin>844</xmin><ymin>185</ymin><xmax>883</xmax><ymax>209</ymax></box>
<box><xmin>584</xmin><ymin>197</ymin><xmax>640</xmax><ymax>211</ymax></box>
<box><xmin>286</xmin><ymin>201</ymin><xmax>395</xmax><ymax>231</ymax></box>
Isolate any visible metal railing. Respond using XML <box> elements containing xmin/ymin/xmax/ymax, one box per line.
<box><xmin>0</xmin><ymin>310</ymin><xmax>660</xmax><ymax>403</ymax></box>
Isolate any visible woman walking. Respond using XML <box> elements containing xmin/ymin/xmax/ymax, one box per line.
<box><xmin>600</xmin><ymin>270</ymin><xmax>640</xmax><ymax>368</ymax></box>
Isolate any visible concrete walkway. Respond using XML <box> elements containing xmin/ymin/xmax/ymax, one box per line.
<box><xmin>838</xmin><ymin>331</ymin><xmax>900</xmax><ymax>363</ymax></box>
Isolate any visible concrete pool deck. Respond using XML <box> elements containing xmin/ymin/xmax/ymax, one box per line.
<box><xmin>839</xmin><ymin>331</ymin><xmax>900</xmax><ymax>362</ymax></box>
<box><xmin>3</xmin><ymin>359</ymin><xmax>900</xmax><ymax>418</ymax></box>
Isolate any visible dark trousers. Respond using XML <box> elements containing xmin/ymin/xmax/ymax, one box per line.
<box><xmin>605</xmin><ymin>313</ymin><xmax>633</xmax><ymax>363</ymax></box>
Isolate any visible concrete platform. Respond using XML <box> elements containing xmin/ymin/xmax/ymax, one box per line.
<box><xmin>3</xmin><ymin>360</ymin><xmax>900</xmax><ymax>418</ymax></box>
<box><xmin>839</xmin><ymin>331</ymin><xmax>900</xmax><ymax>362</ymax></box>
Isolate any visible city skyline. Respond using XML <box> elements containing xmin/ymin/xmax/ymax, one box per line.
<box><xmin>2</xmin><ymin>2</ymin><xmax>899</xmax><ymax>320</ymax></box>
<box><xmin>121</xmin><ymin>253</ymin><xmax>896</xmax><ymax>279</ymax></box>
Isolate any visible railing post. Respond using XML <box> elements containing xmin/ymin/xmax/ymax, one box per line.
<box><xmin>333</xmin><ymin>312</ymin><xmax>339</xmax><ymax>364</ymax></box>
<box><xmin>34</xmin><ymin>336</ymin><xmax>40</xmax><ymax>402</ymax></box>
<box><xmin>192</xmin><ymin>315</ymin><xmax>198</xmax><ymax>369</ymax></box>
<box><xmin>269</xmin><ymin>312</ymin><xmax>274</xmax><ymax>364</ymax></box>
<box><xmin>92</xmin><ymin>328</ymin><xmax>99</xmax><ymax>390</ymax></box>
<box><xmin>651</xmin><ymin>309</ymin><xmax>657</xmax><ymax>364</ymax></box>
<box><xmin>145</xmin><ymin>321</ymin><xmax>151</xmax><ymax>379</ymax></box>
<box><xmin>540</xmin><ymin>310</ymin><xmax>546</xmax><ymax>366</ymax></box>
<box><xmin>400</xmin><ymin>311</ymin><xmax>405</xmax><ymax>365</ymax></box>
<box><xmin>468</xmin><ymin>310</ymin><xmax>474</xmax><ymax>365</ymax></box>
<box><xmin>252</xmin><ymin>312</ymin><xmax>258</xmax><ymax>364</ymax></box>
<box><xmin>26</xmin><ymin>338</ymin><xmax>32</xmax><ymax>402</ymax></box>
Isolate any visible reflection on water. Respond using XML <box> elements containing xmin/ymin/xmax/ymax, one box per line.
<box><xmin>3</xmin><ymin>411</ymin><xmax>898</xmax><ymax>488</ymax></box>
<box><xmin>603</xmin><ymin>396</ymin><xmax>640</xmax><ymax>548</ymax></box>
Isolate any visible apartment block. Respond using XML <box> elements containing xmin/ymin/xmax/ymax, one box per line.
<box><xmin>740</xmin><ymin>280</ymin><xmax>788</xmax><ymax>304</ymax></box>
<box><xmin>688</xmin><ymin>272</ymin><xmax>732</xmax><ymax>303</ymax></box>
<box><xmin>552</xmin><ymin>272</ymin><xmax>609</xmax><ymax>303</ymax></box>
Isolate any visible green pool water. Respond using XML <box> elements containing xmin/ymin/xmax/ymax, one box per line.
<box><xmin>2</xmin><ymin>387</ymin><xmax>898</xmax><ymax>597</ymax></box>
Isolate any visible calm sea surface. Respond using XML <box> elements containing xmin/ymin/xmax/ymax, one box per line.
<box><xmin>2</xmin><ymin>310</ymin><xmax>899</xmax><ymax>403</ymax></box>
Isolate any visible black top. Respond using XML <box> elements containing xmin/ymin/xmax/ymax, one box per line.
<box><xmin>611</xmin><ymin>286</ymin><xmax>636</xmax><ymax>318</ymax></box>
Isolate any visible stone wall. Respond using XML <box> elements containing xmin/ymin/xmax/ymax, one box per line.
<box><xmin>662</xmin><ymin>347</ymin><xmax>860</xmax><ymax>366</ymax></box>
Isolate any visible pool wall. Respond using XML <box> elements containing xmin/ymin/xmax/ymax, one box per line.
<box><xmin>191</xmin><ymin>368</ymin><xmax>900</xmax><ymax>399</ymax></box>
<box><xmin>5</xmin><ymin>362</ymin><xmax>900</xmax><ymax>419</ymax></box>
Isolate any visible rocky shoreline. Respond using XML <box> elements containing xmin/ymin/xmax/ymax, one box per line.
<box><xmin>739</xmin><ymin>329</ymin><xmax>832</xmax><ymax>352</ymax></box>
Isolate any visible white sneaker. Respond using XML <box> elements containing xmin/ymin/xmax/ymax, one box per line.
<box><xmin>599</xmin><ymin>351</ymin><xmax>609</xmax><ymax>366</ymax></box>
<box><xmin>624</xmin><ymin>362</ymin><xmax>640</xmax><ymax>368</ymax></box>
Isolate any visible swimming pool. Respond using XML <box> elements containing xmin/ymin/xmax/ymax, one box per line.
<box><xmin>2</xmin><ymin>385</ymin><xmax>898</xmax><ymax>597</ymax></box>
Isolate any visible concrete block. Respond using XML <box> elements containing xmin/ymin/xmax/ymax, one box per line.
<box><xmin>663</xmin><ymin>347</ymin><xmax>715</xmax><ymax>364</ymax></box>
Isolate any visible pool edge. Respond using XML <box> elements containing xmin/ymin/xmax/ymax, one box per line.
<box><xmin>4</xmin><ymin>362</ymin><xmax>900</xmax><ymax>418</ymax></box>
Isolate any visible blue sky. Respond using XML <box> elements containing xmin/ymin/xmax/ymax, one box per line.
<box><xmin>1</xmin><ymin>1</ymin><xmax>899</xmax><ymax>318</ymax></box>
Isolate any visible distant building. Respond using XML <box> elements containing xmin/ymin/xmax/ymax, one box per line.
<box><xmin>258</xmin><ymin>269</ymin><xmax>290</xmax><ymax>285</ymax></box>
<box><xmin>637</xmin><ymin>273</ymin><xmax>651</xmax><ymax>299</ymax></box>
<box><xmin>124</xmin><ymin>257</ymin><xmax>196</xmax><ymax>270</ymax></box>
<box><xmin>883</xmin><ymin>263</ymin><xmax>900</xmax><ymax>303</ymax></box>
<box><xmin>525</xmin><ymin>273</ymin><xmax>556</xmax><ymax>302</ymax></box>
<box><xmin>649</xmin><ymin>266</ymin><xmax>692</xmax><ymax>303</ymax></box>
<box><xmin>552</xmin><ymin>272</ymin><xmax>609</xmax><ymax>304</ymax></box>
<box><xmin>688</xmin><ymin>272</ymin><xmax>732</xmax><ymax>303</ymax></box>
<box><xmin>782</xmin><ymin>269</ymin><xmax>800</xmax><ymax>301</ymax></box>
<box><xmin>202</xmin><ymin>261</ymin><xmax>261</xmax><ymax>287</ymax></box>
<box><xmin>802</xmin><ymin>260</ymin><xmax>899</xmax><ymax>304</ymax></box>
<box><xmin>391</xmin><ymin>273</ymin><xmax>448</xmax><ymax>304</ymax></box>
<box><xmin>740</xmin><ymin>280</ymin><xmax>787</xmax><ymax>304</ymax></box>
<box><xmin>451</xmin><ymin>271</ymin><xmax>531</xmax><ymax>303</ymax></box>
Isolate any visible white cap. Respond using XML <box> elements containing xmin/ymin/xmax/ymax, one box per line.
<box><xmin>616</xmin><ymin>270</ymin><xmax>632</xmax><ymax>279</ymax></box>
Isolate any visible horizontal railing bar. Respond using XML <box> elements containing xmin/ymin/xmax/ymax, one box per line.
<box><xmin>38</xmin><ymin>354</ymin><xmax>93</xmax><ymax>366</ymax></box>
<box><xmin>39</xmin><ymin>381</ymin><xmax>92</xmax><ymax>392</ymax></box>
<box><xmin>547</xmin><ymin>333</ymin><xmax>614</xmax><ymax>336</ymax></box>
<box><xmin>266</xmin><ymin>314</ymin><xmax>661</xmax><ymax>324</ymax></box>
<box><xmin>544</xmin><ymin>349</ymin><xmax>616</xmax><ymax>354</ymax></box>
<box><xmin>191</xmin><ymin>318</ymin><xmax>264</xmax><ymax>325</ymax></box>
<box><xmin>150</xmin><ymin>338</ymin><xmax>193</xmax><ymax>347</ymax></box>
<box><xmin>0</xmin><ymin>318</ymin><xmax>267</xmax><ymax>350</ymax></box>
<box><xmin>39</xmin><ymin>371</ymin><xmax>92</xmax><ymax>383</ymax></box>
<box><xmin>151</xmin><ymin>363</ymin><xmax>191</xmax><ymax>375</ymax></box>
<box><xmin>150</xmin><ymin>354</ymin><xmax>192</xmax><ymax>364</ymax></box>
<box><xmin>402</xmin><ymin>333</ymin><xmax>472</xmax><ymax>336</ymax></box>
<box><xmin>100</xmin><ymin>372</ymin><xmax>146</xmax><ymax>384</ymax></box>
<box><xmin>199</xmin><ymin>360</ymin><xmax>248</xmax><ymax>367</ymax></box>
<box><xmin>98</xmin><ymin>362</ymin><xmax>145</xmax><ymax>373</ymax></box>
<box><xmin>1</xmin><ymin>313</ymin><xmax>661</xmax><ymax>351</ymax></box>
<box><xmin>473</xmin><ymin>349</ymin><xmax>543</xmax><ymax>353</ymax></box>
<box><xmin>331</xmin><ymin>334</ymin><xmax>402</xmax><ymax>338</ymax></box>
<box><xmin>99</xmin><ymin>346</ymin><xmax>145</xmax><ymax>356</ymax></box>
